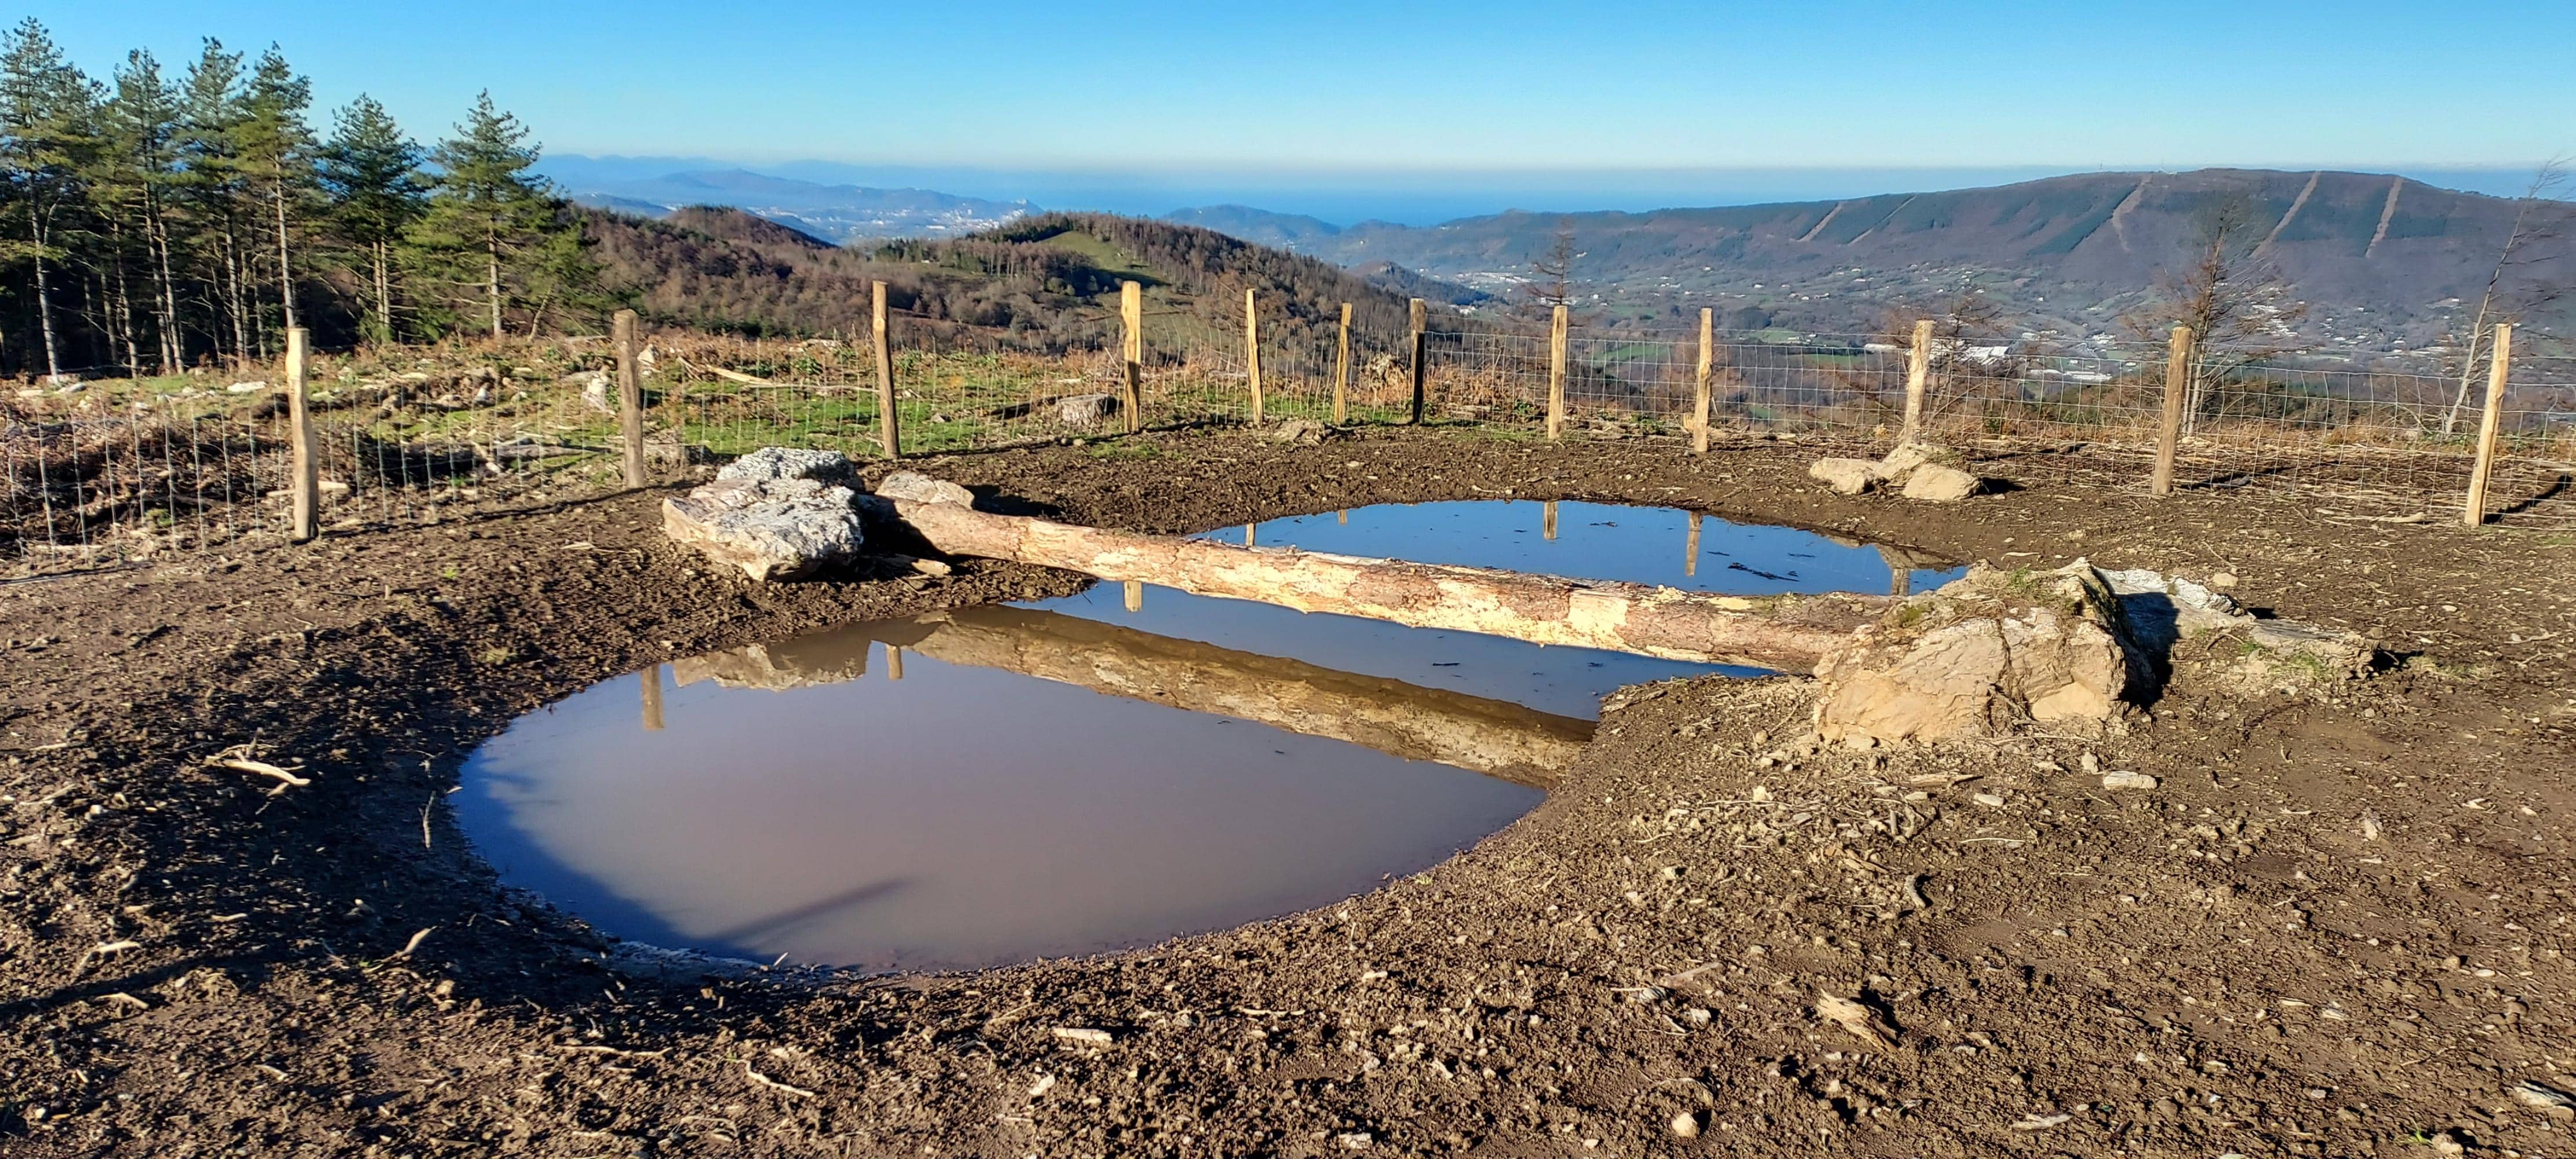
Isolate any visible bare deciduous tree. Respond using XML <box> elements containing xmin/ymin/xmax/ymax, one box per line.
<box><xmin>2439</xmin><ymin>158</ymin><xmax>2568</xmax><ymax>435</ymax></box>
<box><xmin>1517</xmin><ymin>223</ymin><xmax>1578</xmax><ymax>323</ymax></box>
<box><xmin>2122</xmin><ymin>192</ymin><xmax>2311</xmax><ymax>433</ymax></box>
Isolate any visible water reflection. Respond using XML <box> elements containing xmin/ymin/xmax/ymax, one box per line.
<box><xmin>461</xmin><ymin>622</ymin><xmax>1551</xmax><ymax>971</ymax></box>
<box><xmin>675</xmin><ymin>604</ymin><xmax>1595</xmax><ymax>786</ymax></box>
<box><xmin>458</xmin><ymin>500</ymin><xmax>1961</xmax><ymax>971</ymax></box>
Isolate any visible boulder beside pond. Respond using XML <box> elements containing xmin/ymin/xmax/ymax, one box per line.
<box><xmin>663</xmin><ymin>475</ymin><xmax>864</xmax><ymax>581</ymax></box>
<box><xmin>1811</xmin><ymin>558</ymin><xmax>2378</xmax><ymax>747</ymax></box>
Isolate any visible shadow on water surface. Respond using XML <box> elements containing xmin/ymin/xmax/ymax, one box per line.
<box><xmin>455</xmin><ymin>500</ymin><xmax>1963</xmax><ymax>972</ymax></box>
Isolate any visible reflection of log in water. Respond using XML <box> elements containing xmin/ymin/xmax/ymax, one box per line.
<box><xmin>672</xmin><ymin>605</ymin><xmax>1594</xmax><ymax>788</ymax></box>
<box><xmin>886</xmin><ymin>498</ymin><xmax>1890</xmax><ymax>673</ymax></box>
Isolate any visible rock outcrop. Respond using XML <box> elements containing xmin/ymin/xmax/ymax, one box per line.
<box><xmin>1813</xmin><ymin>561</ymin><xmax>2133</xmax><ymax>746</ymax></box>
<box><xmin>664</xmin><ymin>449</ymin><xmax>864</xmax><ymax>581</ymax></box>
<box><xmin>1812</xmin><ymin>559</ymin><xmax>2379</xmax><ymax>746</ymax></box>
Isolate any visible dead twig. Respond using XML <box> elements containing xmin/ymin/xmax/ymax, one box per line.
<box><xmin>390</xmin><ymin>927</ymin><xmax>434</xmax><ymax>960</ymax></box>
<box><xmin>209</xmin><ymin>755</ymin><xmax>310</xmax><ymax>794</ymax></box>
<box><xmin>741</xmin><ymin>1059</ymin><xmax>815</xmax><ymax>1098</ymax></box>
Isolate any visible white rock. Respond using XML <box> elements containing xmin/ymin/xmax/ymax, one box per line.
<box><xmin>661</xmin><ymin>476</ymin><xmax>863</xmax><ymax>582</ymax></box>
<box><xmin>574</xmin><ymin>370</ymin><xmax>613</xmax><ymax>413</ymax></box>
<box><xmin>1880</xmin><ymin>442</ymin><xmax>1945</xmax><ymax>479</ymax></box>
<box><xmin>2101</xmin><ymin>771</ymin><xmax>2159</xmax><ymax>790</ymax></box>
<box><xmin>225</xmin><ymin>380</ymin><xmax>268</xmax><ymax>394</ymax></box>
<box><xmin>1808</xmin><ymin>457</ymin><xmax>1888</xmax><ymax>495</ymax></box>
<box><xmin>1271</xmin><ymin>418</ymin><xmax>1329</xmax><ymax>444</ymax></box>
<box><xmin>874</xmin><ymin>471</ymin><xmax>974</xmax><ymax>507</ymax></box>
<box><xmin>717</xmin><ymin>447</ymin><xmax>854</xmax><ymax>485</ymax></box>
<box><xmin>1900</xmin><ymin>464</ymin><xmax>1982</xmax><ymax>501</ymax></box>
<box><xmin>1056</xmin><ymin>393</ymin><xmax>1120</xmax><ymax>428</ymax></box>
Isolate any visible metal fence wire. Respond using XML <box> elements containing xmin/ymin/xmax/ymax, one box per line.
<box><xmin>5</xmin><ymin>309</ymin><xmax>2570</xmax><ymax>577</ymax></box>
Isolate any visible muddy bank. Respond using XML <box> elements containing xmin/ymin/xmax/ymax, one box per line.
<box><xmin>3</xmin><ymin>427</ymin><xmax>2574</xmax><ymax>1157</ymax></box>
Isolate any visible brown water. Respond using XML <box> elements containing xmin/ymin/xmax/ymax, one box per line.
<box><xmin>457</xmin><ymin>501</ymin><xmax>1960</xmax><ymax>971</ymax></box>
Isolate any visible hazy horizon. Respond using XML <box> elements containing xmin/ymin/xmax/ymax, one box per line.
<box><xmin>541</xmin><ymin>155</ymin><xmax>2568</xmax><ymax>229</ymax></box>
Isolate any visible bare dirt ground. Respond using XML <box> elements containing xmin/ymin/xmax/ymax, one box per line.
<box><xmin>4</xmin><ymin>426</ymin><xmax>2574</xmax><ymax>1158</ymax></box>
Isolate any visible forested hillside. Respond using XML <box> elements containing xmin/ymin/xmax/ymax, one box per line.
<box><xmin>0</xmin><ymin>19</ymin><xmax>601</xmax><ymax>380</ymax></box>
<box><xmin>584</xmin><ymin>207</ymin><xmax>1443</xmax><ymax>352</ymax></box>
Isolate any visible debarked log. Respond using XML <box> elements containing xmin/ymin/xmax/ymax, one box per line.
<box><xmin>675</xmin><ymin>604</ymin><xmax>1594</xmax><ymax>786</ymax></box>
<box><xmin>883</xmin><ymin>500</ymin><xmax>1893</xmax><ymax>673</ymax></box>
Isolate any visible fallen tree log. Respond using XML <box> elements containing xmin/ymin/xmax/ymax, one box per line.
<box><xmin>675</xmin><ymin>604</ymin><xmax>1591</xmax><ymax>786</ymax></box>
<box><xmin>881</xmin><ymin>498</ymin><xmax>1893</xmax><ymax>673</ymax></box>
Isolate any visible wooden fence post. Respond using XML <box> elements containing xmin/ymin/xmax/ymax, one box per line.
<box><xmin>1900</xmin><ymin>318</ymin><xmax>1933</xmax><ymax>445</ymax></box>
<box><xmin>614</xmin><ymin>310</ymin><xmax>646</xmax><ymax>487</ymax></box>
<box><xmin>1542</xmin><ymin>499</ymin><xmax>1559</xmax><ymax>541</ymax></box>
<box><xmin>641</xmin><ymin>664</ymin><xmax>664</xmax><ymax>731</ymax></box>
<box><xmin>1333</xmin><ymin>301</ymin><xmax>1352</xmax><ymax>425</ymax></box>
<box><xmin>872</xmin><ymin>281</ymin><xmax>900</xmax><ymax>457</ymax></box>
<box><xmin>285</xmin><ymin>327</ymin><xmax>318</xmax><ymax>542</ymax></box>
<box><xmin>1244</xmin><ymin>288</ymin><xmax>1264</xmax><ymax>425</ymax></box>
<box><xmin>2151</xmin><ymin>325</ymin><xmax>2194</xmax><ymax>497</ymax></box>
<box><xmin>1693</xmin><ymin>307</ymin><xmax>1713</xmax><ymax>454</ymax></box>
<box><xmin>2464</xmin><ymin>322</ymin><xmax>2515</xmax><ymax>527</ymax></box>
<box><xmin>1684</xmin><ymin>509</ymin><xmax>1701</xmax><ymax>577</ymax></box>
<box><xmin>1407</xmin><ymin>297</ymin><xmax>1428</xmax><ymax>424</ymax></box>
<box><xmin>1120</xmin><ymin>280</ymin><xmax>1143</xmax><ymax>433</ymax></box>
<box><xmin>1547</xmin><ymin>304</ymin><xmax>1569</xmax><ymax>440</ymax></box>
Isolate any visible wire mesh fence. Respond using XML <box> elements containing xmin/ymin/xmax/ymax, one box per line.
<box><xmin>6</xmin><ymin>305</ymin><xmax>2571</xmax><ymax>579</ymax></box>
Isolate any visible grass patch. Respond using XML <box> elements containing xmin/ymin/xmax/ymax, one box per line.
<box><xmin>1086</xmin><ymin>440</ymin><xmax>1165</xmax><ymax>461</ymax></box>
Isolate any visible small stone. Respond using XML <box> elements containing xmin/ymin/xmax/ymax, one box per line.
<box><xmin>2429</xmin><ymin>1130</ymin><xmax>2465</xmax><ymax>1156</ymax></box>
<box><xmin>1337</xmin><ymin>1131</ymin><xmax>1373</xmax><ymax>1150</ymax></box>
<box><xmin>2102</xmin><ymin>771</ymin><xmax>2159</xmax><ymax>790</ymax></box>
<box><xmin>1900</xmin><ymin>463</ymin><xmax>1982</xmax><ymax>502</ymax></box>
<box><xmin>1973</xmin><ymin>792</ymin><xmax>2007</xmax><ymax>807</ymax></box>
<box><xmin>2516</xmin><ymin>1081</ymin><xmax>2576</xmax><ymax>1119</ymax></box>
<box><xmin>573</xmin><ymin>370</ymin><xmax>613</xmax><ymax>412</ymax></box>
<box><xmin>1051</xmin><ymin>1027</ymin><xmax>1114</xmax><ymax>1046</ymax></box>
<box><xmin>1056</xmin><ymin>393</ymin><xmax>1120</xmax><ymax>428</ymax></box>
<box><xmin>1808</xmin><ymin>457</ymin><xmax>1888</xmax><ymax>495</ymax></box>
<box><xmin>2210</xmin><ymin>571</ymin><xmax>2239</xmax><ymax>588</ymax></box>
<box><xmin>874</xmin><ymin>471</ymin><xmax>974</xmax><ymax>506</ymax></box>
<box><xmin>1271</xmin><ymin>418</ymin><xmax>1329</xmax><ymax>444</ymax></box>
<box><xmin>1669</xmin><ymin>1111</ymin><xmax>1702</xmax><ymax>1139</ymax></box>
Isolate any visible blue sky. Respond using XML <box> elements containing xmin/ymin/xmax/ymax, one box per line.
<box><xmin>30</xmin><ymin>0</ymin><xmax>2574</xmax><ymax>218</ymax></box>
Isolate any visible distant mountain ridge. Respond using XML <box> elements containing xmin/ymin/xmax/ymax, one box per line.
<box><xmin>565</xmin><ymin>161</ymin><xmax>2571</xmax><ymax>354</ymax></box>
<box><xmin>560</xmin><ymin>168</ymin><xmax>1035</xmax><ymax>243</ymax></box>
<box><xmin>1165</xmin><ymin>169</ymin><xmax>2574</xmax><ymax>352</ymax></box>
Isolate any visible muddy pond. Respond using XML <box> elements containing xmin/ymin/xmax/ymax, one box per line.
<box><xmin>457</xmin><ymin>500</ymin><xmax>1962</xmax><ymax>972</ymax></box>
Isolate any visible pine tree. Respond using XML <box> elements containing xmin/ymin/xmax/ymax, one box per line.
<box><xmin>100</xmin><ymin>49</ymin><xmax>185</xmax><ymax>371</ymax></box>
<box><xmin>318</xmin><ymin>94</ymin><xmax>423</xmax><ymax>343</ymax></box>
<box><xmin>0</xmin><ymin>18</ymin><xmax>102</xmax><ymax>380</ymax></box>
<box><xmin>235</xmin><ymin>46</ymin><xmax>314</xmax><ymax>333</ymax></box>
<box><xmin>411</xmin><ymin>92</ymin><xmax>564</xmax><ymax>339</ymax></box>
<box><xmin>175</xmin><ymin>39</ymin><xmax>252</xmax><ymax>362</ymax></box>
